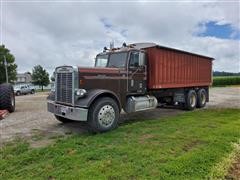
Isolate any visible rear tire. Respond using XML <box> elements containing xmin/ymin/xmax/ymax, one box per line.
<box><xmin>185</xmin><ymin>90</ymin><xmax>197</xmax><ymax>111</ymax></box>
<box><xmin>54</xmin><ymin>115</ymin><xmax>73</xmax><ymax>123</ymax></box>
<box><xmin>196</xmin><ymin>89</ymin><xmax>207</xmax><ymax>108</ymax></box>
<box><xmin>87</xmin><ymin>97</ymin><xmax>119</xmax><ymax>133</ymax></box>
<box><xmin>0</xmin><ymin>83</ymin><xmax>15</xmax><ymax>112</ymax></box>
<box><xmin>31</xmin><ymin>89</ymin><xmax>35</xmax><ymax>94</ymax></box>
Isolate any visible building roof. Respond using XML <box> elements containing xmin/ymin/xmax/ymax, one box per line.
<box><xmin>16</xmin><ymin>73</ymin><xmax>32</xmax><ymax>78</ymax></box>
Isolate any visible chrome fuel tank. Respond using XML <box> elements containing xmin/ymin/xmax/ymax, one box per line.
<box><xmin>125</xmin><ymin>95</ymin><xmax>158</xmax><ymax>113</ymax></box>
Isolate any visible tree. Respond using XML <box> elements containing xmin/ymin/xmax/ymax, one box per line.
<box><xmin>0</xmin><ymin>45</ymin><xmax>17</xmax><ymax>84</ymax></box>
<box><xmin>32</xmin><ymin>65</ymin><xmax>50</xmax><ymax>91</ymax></box>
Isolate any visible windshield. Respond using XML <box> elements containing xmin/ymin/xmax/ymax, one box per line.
<box><xmin>95</xmin><ymin>52</ymin><xmax>128</xmax><ymax>68</ymax></box>
<box><xmin>95</xmin><ymin>55</ymin><xmax>108</xmax><ymax>67</ymax></box>
<box><xmin>108</xmin><ymin>52</ymin><xmax>127</xmax><ymax>68</ymax></box>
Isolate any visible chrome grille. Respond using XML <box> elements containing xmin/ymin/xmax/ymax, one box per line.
<box><xmin>56</xmin><ymin>72</ymin><xmax>73</xmax><ymax>104</ymax></box>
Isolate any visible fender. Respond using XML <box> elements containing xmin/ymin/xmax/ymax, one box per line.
<box><xmin>75</xmin><ymin>89</ymin><xmax>121</xmax><ymax>109</ymax></box>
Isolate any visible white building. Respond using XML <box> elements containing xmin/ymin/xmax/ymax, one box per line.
<box><xmin>15</xmin><ymin>72</ymin><xmax>32</xmax><ymax>83</ymax></box>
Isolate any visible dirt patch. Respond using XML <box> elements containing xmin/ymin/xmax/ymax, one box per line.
<box><xmin>207</xmin><ymin>87</ymin><xmax>240</xmax><ymax>109</ymax></box>
<box><xmin>139</xmin><ymin>134</ymin><xmax>155</xmax><ymax>144</ymax></box>
<box><xmin>30</xmin><ymin>138</ymin><xmax>55</xmax><ymax>148</ymax></box>
<box><xmin>226</xmin><ymin>156</ymin><xmax>240</xmax><ymax>179</ymax></box>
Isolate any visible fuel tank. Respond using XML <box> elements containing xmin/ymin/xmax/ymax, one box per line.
<box><xmin>125</xmin><ymin>95</ymin><xmax>158</xmax><ymax>113</ymax></box>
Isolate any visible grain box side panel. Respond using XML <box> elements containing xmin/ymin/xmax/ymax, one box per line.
<box><xmin>146</xmin><ymin>47</ymin><xmax>212</xmax><ymax>89</ymax></box>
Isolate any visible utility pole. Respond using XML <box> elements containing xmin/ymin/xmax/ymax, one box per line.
<box><xmin>3</xmin><ymin>55</ymin><xmax>8</xmax><ymax>83</ymax></box>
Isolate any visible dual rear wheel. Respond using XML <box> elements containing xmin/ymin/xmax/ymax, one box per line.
<box><xmin>185</xmin><ymin>88</ymin><xmax>207</xmax><ymax>110</ymax></box>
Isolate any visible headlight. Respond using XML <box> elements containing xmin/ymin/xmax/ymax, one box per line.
<box><xmin>75</xmin><ymin>89</ymin><xmax>87</xmax><ymax>97</ymax></box>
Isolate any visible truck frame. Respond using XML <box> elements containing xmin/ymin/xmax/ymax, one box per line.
<box><xmin>47</xmin><ymin>43</ymin><xmax>213</xmax><ymax>133</ymax></box>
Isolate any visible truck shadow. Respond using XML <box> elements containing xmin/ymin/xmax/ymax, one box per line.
<box><xmin>58</xmin><ymin>106</ymin><xmax>183</xmax><ymax>135</ymax></box>
<box><xmin>119</xmin><ymin>106</ymin><xmax>183</xmax><ymax>126</ymax></box>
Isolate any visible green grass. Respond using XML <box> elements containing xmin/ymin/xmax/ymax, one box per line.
<box><xmin>1</xmin><ymin>109</ymin><xmax>240</xmax><ymax>179</ymax></box>
<box><xmin>213</xmin><ymin>76</ymin><xmax>240</xmax><ymax>86</ymax></box>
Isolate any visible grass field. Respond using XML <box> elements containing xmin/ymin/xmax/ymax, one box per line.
<box><xmin>213</xmin><ymin>76</ymin><xmax>240</xmax><ymax>86</ymax></box>
<box><xmin>1</xmin><ymin>109</ymin><xmax>240</xmax><ymax>179</ymax></box>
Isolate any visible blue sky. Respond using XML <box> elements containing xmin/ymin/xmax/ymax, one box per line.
<box><xmin>198</xmin><ymin>21</ymin><xmax>240</xmax><ymax>40</ymax></box>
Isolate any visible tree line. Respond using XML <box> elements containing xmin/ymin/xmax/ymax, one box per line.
<box><xmin>0</xmin><ymin>45</ymin><xmax>50</xmax><ymax>91</ymax></box>
<box><xmin>213</xmin><ymin>71</ymin><xmax>240</xmax><ymax>77</ymax></box>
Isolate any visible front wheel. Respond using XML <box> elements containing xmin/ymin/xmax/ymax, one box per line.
<box><xmin>87</xmin><ymin>97</ymin><xmax>119</xmax><ymax>133</ymax></box>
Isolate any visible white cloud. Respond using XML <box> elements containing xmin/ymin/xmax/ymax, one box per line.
<box><xmin>2</xmin><ymin>1</ymin><xmax>240</xmax><ymax>73</ymax></box>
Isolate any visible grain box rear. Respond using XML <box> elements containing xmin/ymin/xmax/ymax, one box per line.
<box><xmin>145</xmin><ymin>46</ymin><xmax>213</xmax><ymax>89</ymax></box>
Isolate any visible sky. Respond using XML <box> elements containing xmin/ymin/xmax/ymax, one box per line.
<box><xmin>0</xmin><ymin>0</ymin><xmax>240</xmax><ymax>75</ymax></box>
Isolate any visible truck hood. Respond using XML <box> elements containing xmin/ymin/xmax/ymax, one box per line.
<box><xmin>78</xmin><ymin>67</ymin><xmax>126</xmax><ymax>91</ymax></box>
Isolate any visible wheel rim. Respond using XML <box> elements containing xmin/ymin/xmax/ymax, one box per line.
<box><xmin>201</xmin><ymin>92</ymin><xmax>206</xmax><ymax>105</ymax></box>
<box><xmin>190</xmin><ymin>93</ymin><xmax>196</xmax><ymax>107</ymax></box>
<box><xmin>98</xmin><ymin>105</ymin><xmax>115</xmax><ymax>128</ymax></box>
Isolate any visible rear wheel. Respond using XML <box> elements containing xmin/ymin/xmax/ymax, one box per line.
<box><xmin>31</xmin><ymin>89</ymin><xmax>35</xmax><ymax>94</ymax></box>
<box><xmin>196</xmin><ymin>89</ymin><xmax>207</xmax><ymax>108</ymax></box>
<box><xmin>185</xmin><ymin>90</ymin><xmax>197</xmax><ymax>111</ymax></box>
<box><xmin>88</xmin><ymin>97</ymin><xmax>119</xmax><ymax>133</ymax></box>
<box><xmin>0</xmin><ymin>83</ymin><xmax>15</xmax><ymax>112</ymax></box>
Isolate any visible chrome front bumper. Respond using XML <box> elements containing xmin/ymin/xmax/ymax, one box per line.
<box><xmin>47</xmin><ymin>101</ymin><xmax>88</xmax><ymax>121</ymax></box>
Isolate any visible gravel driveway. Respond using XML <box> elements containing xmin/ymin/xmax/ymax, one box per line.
<box><xmin>0</xmin><ymin>87</ymin><xmax>239</xmax><ymax>144</ymax></box>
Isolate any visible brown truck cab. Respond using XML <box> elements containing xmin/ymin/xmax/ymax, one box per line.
<box><xmin>47</xmin><ymin>43</ymin><xmax>213</xmax><ymax>132</ymax></box>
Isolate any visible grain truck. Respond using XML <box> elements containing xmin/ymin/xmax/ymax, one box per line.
<box><xmin>47</xmin><ymin>43</ymin><xmax>213</xmax><ymax>132</ymax></box>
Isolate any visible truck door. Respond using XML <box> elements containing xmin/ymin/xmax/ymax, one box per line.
<box><xmin>127</xmin><ymin>51</ymin><xmax>147</xmax><ymax>94</ymax></box>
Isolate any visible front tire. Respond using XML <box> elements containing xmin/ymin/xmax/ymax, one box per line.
<box><xmin>0</xmin><ymin>83</ymin><xmax>15</xmax><ymax>112</ymax></box>
<box><xmin>185</xmin><ymin>90</ymin><xmax>197</xmax><ymax>111</ymax></box>
<box><xmin>88</xmin><ymin>97</ymin><xmax>119</xmax><ymax>133</ymax></box>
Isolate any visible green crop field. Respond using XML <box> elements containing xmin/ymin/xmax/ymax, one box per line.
<box><xmin>1</xmin><ymin>109</ymin><xmax>240</xmax><ymax>179</ymax></box>
<box><xmin>213</xmin><ymin>76</ymin><xmax>240</xmax><ymax>86</ymax></box>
